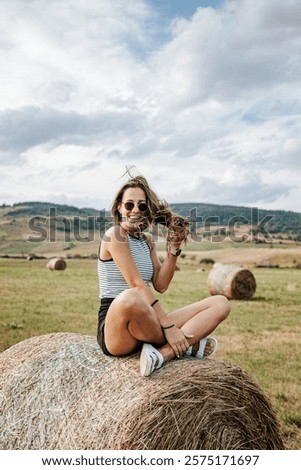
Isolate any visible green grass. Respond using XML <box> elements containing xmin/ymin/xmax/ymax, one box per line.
<box><xmin>0</xmin><ymin>258</ymin><xmax>99</xmax><ymax>350</ymax></box>
<box><xmin>0</xmin><ymin>257</ymin><xmax>300</xmax><ymax>449</ymax></box>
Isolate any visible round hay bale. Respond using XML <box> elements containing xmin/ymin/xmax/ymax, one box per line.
<box><xmin>208</xmin><ymin>262</ymin><xmax>256</xmax><ymax>300</ymax></box>
<box><xmin>0</xmin><ymin>333</ymin><xmax>283</xmax><ymax>450</ymax></box>
<box><xmin>46</xmin><ymin>258</ymin><xmax>67</xmax><ymax>270</ymax></box>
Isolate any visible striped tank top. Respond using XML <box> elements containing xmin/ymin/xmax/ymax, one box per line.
<box><xmin>97</xmin><ymin>233</ymin><xmax>154</xmax><ymax>299</ymax></box>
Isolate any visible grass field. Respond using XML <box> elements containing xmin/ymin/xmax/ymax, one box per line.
<box><xmin>1</xmin><ymin>250</ymin><xmax>301</xmax><ymax>450</ymax></box>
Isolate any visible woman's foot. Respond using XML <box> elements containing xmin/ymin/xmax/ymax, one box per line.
<box><xmin>185</xmin><ymin>337</ymin><xmax>218</xmax><ymax>359</ymax></box>
<box><xmin>140</xmin><ymin>343</ymin><xmax>164</xmax><ymax>377</ymax></box>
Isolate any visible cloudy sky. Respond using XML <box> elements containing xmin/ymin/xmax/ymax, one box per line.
<box><xmin>1</xmin><ymin>0</ymin><xmax>301</xmax><ymax>212</ymax></box>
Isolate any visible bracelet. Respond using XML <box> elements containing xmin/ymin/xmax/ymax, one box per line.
<box><xmin>162</xmin><ymin>324</ymin><xmax>175</xmax><ymax>330</ymax></box>
<box><xmin>151</xmin><ymin>299</ymin><xmax>159</xmax><ymax>307</ymax></box>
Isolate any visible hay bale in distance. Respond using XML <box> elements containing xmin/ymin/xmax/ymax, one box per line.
<box><xmin>0</xmin><ymin>333</ymin><xmax>283</xmax><ymax>450</ymax></box>
<box><xmin>46</xmin><ymin>258</ymin><xmax>67</xmax><ymax>271</ymax></box>
<box><xmin>208</xmin><ymin>262</ymin><xmax>256</xmax><ymax>300</ymax></box>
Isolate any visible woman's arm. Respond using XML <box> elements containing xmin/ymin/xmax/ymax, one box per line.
<box><xmin>146</xmin><ymin>235</ymin><xmax>181</xmax><ymax>294</ymax></box>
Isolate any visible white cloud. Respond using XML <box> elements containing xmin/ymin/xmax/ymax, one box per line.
<box><xmin>1</xmin><ymin>0</ymin><xmax>301</xmax><ymax>212</ymax></box>
<box><xmin>0</xmin><ymin>0</ymin><xmax>150</xmax><ymax>111</ymax></box>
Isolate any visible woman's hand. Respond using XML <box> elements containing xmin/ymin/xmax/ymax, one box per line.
<box><xmin>166</xmin><ymin>215</ymin><xmax>190</xmax><ymax>245</ymax></box>
<box><xmin>163</xmin><ymin>326</ymin><xmax>193</xmax><ymax>357</ymax></box>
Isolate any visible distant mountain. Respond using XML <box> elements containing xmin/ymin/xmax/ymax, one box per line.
<box><xmin>3</xmin><ymin>201</ymin><xmax>101</xmax><ymax>218</ymax></box>
<box><xmin>169</xmin><ymin>202</ymin><xmax>301</xmax><ymax>237</ymax></box>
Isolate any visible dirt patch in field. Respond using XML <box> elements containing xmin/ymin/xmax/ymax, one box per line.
<box><xmin>186</xmin><ymin>247</ymin><xmax>301</xmax><ymax>268</ymax></box>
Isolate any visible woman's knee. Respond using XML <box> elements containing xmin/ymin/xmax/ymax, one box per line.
<box><xmin>115</xmin><ymin>289</ymin><xmax>147</xmax><ymax>317</ymax></box>
<box><xmin>212</xmin><ymin>295</ymin><xmax>231</xmax><ymax>320</ymax></box>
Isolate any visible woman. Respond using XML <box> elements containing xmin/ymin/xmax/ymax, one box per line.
<box><xmin>97</xmin><ymin>174</ymin><xmax>231</xmax><ymax>376</ymax></box>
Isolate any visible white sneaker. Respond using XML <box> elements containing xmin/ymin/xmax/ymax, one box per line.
<box><xmin>185</xmin><ymin>337</ymin><xmax>218</xmax><ymax>359</ymax></box>
<box><xmin>140</xmin><ymin>343</ymin><xmax>164</xmax><ymax>377</ymax></box>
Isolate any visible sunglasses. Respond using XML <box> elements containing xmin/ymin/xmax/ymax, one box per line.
<box><xmin>121</xmin><ymin>201</ymin><xmax>149</xmax><ymax>213</ymax></box>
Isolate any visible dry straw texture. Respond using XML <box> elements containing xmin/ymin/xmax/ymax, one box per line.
<box><xmin>208</xmin><ymin>262</ymin><xmax>256</xmax><ymax>300</ymax></box>
<box><xmin>0</xmin><ymin>333</ymin><xmax>283</xmax><ymax>450</ymax></box>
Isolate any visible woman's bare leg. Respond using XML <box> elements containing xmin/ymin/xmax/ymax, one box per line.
<box><xmin>104</xmin><ymin>289</ymin><xmax>230</xmax><ymax>362</ymax></box>
<box><xmin>104</xmin><ymin>289</ymin><xmax>165</xmax><ymax>356</ymax></box>
<box><xmin>157</xmin><ymin>295</ymin><xmax>231</xmax><ymax>362</ymax></box>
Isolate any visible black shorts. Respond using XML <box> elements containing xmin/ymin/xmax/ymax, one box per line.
<box><xmin>97</xmin><ymin>297</ymin><xmax>143</xmax><ymax>357</ymax></box>
<box><xmin>97</xmin><ymin>297</ymin><xmax>115</xmax><ymax>356</ymax></box>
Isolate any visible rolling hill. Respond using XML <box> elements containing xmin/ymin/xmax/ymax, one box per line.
<box><xmin>0</xmin><ymin>201</ymin><xmax>300</xmax><ymax>257</ymax></box>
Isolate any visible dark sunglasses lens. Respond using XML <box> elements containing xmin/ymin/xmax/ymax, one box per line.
<box><xmin>124</xmin><ymin>202</ymin><xmax>135</xmax><ymax>210</ymax></box>
<box><xmin>138</xmin><ymin>203</ymin><xmax>148</xmax><ymax>212</ymax></box>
